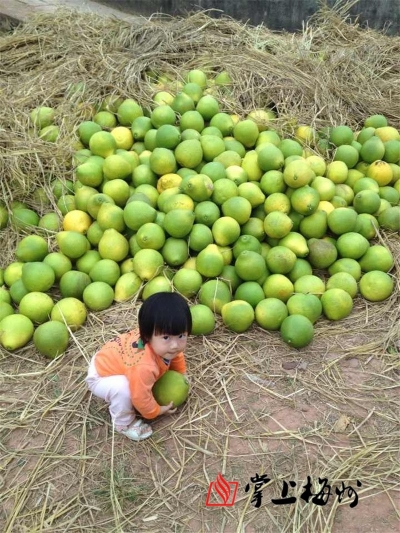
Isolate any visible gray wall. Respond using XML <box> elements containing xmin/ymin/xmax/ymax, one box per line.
<box><xmin>97</xmin><ymin>0</ymin><xmax>400</xmax><ymax>34</ymax></box>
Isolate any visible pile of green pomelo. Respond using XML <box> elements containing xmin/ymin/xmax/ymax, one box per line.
<box><xmin>0</xmin><ymin>68</ymin><xmax>399</xmax><ymax>358</ymax></box>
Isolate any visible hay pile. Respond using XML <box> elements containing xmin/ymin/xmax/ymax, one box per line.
<box><xmin>0</xmin><ymin>2</ymin><xmax>399</xmax><ymax>532</ymax></box>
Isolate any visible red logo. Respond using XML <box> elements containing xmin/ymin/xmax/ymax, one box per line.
<box><xmin>206</xmin><ymin>473</ymin><xmax>239</xmax><ymax>506</ymax></box>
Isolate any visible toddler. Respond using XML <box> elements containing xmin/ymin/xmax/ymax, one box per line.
<box><xmin>86</xmin><ymin>292</ymin><xmax>192</xmax><ymax>441</ymax></box>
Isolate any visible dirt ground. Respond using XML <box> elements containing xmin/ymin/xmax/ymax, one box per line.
<box><xmin>1</xmin><ymin>266</ymin><xmax>399</xmax><ymax>532</ymax></box>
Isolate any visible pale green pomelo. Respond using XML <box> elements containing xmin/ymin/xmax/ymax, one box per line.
<box><xmin>33</xmin><ymin>321</ymin><xmax>69</xmax><ymax>359</ymax></box>
<box><xmin>114</xmin><ymin>272</ymin><xmax>142</xmax><ymax>302</ymax></box>
<box><xmin>19</xmin><ymin>292</ymin><xmax>55</xmax><ymax>323</ymax></box>
<box><xmin>161</xmin><ymin>237</ymin><xmax>189</xmax><ymax>266</ymax></box>
<box><xmin>43</xmin><ymin>252</ymin><xmax>72</xmax><ymax>281</ymax></box>
<box><xmin>0</xmin><ymin>302</ymin><xmax>14</xmax><ymax>322</ymax></box>
<box><xmin>286</xmin><ymin>293</ymin><xmax>322</xmax><ymax>324</ymax></box>
<box><xmin>83</xmin><ymin>281</ymin><xmax>114</xmax><ymax>311</ymax></box>
<box><xmin>199</xmin><ymin>279</ymin><xmax>232</xmax><ymax>314</ymax></box>
<box><xmin>152</xmin><ymin>370</ymin><xmax>189</xmax><ymax>407</ymax></box>
<box><xmin>56</xmin><ymin>231</ymin><xmax>90</xmax><ymax>259</ymax></box>
<box><xmin>15</xmin><ymin>235</ymin><xmax>49</xmax><ymax>262</ymax></box>
<box><xmin>142</xmin><ymin>276</ymin><xmax>172</xmax><ymax>300</ymax></box>
<box><xmin>132</xmin><ymin>249</ymin><xmax>164</xmax><ymax>280</ymax></box>
<box><xmin>221</xmin><ymin>300</ymin><xmax>255</xmax><ymax>333</ymax></box>
<box><xmin>234</xmin><ymin>281</ymin><xmax>265</xmax><ymax>308</ymax></box>
<box><xmin>163</xmin><ymin>209</ymin><xmax>195</xmax><ymax>238</ymax></box>
<box><xmin>307</xmin><ymin>238</ymin><xmax>338</xmax><ymax>269</ymax></box>
<box><xmin>60</xmin><ymin>270</ymin><xmax>92</xmax><ymax>299</ymax></box>
<box><xmin>190</xmin><ymin>304</ymin><xmax>215</xmax><ymax>335</ymax></box>
<box><xmin>255</xmin><ymin>297</ymin><xmax>288</xmax><ymax>331</ymax></box>
<box><xmin>0</xmin><ymin>314</ymin><xmax>34</xmax><ymax>351</ymax></box>
<box><xmin>21</xmin><ymin>262</ymin><xmax>55</xmax><ymax>292</ymax></box>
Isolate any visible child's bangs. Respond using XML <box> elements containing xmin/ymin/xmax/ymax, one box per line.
<box><xmin>153</xmin><ymin>308</ymin><xmax>190</xmax><ymax>336</ymax></box>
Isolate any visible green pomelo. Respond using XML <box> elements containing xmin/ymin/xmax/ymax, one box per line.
<box><xmin>33</xmin><ymin>321</ymin><xmax>70</xmax><ymax>359</ymax></box>
<box><xmin>152</xmin><ymin>370</ymin><xmax>189</xmax><ymax>407</ymax></box>
<box><xmin>280</xmin><ymin>314</ymin><xmax>314</xmax><ymax>348</ymax></box>
<box><xmin>21</xmin><ymin>262</ymin><xmax>55</xmax><ymax>292</ymax></box>
<box><xmin>114</xmin><ymin>272</ymin><xmax>142</xmax><ymax>302</ymax></box>
<box><xmin>286</xmin><ymin>293</ymin><xmax>322</xmax><ymax>324</ymax></box>
<box><xmin>199</xmin><ymin>279</ymin><xmax>232</xmax><ymax>314</ymax></box>
<box><xmin>221</xmin><ymin>300</ymin><xmax>255</xmax><ymax>333</ymax></box>
<box><xmin>15</xmin><ymin>235</ymin><xmax>49</xmax><ymax>262</ymax></box>
<box><xmin>83</xmin><ymin>281</ymin><xmax>115</xmax><ymax>311</ymax></box>
<box><xmin>19</xmin><ymin>292</ymin><xmax>55</xmax><ymax>323</ymax></box>
<box><xmin>132</xmin><ymin>249</ymin><xmax>164</xmax><ymax>281</ymax></box>
<box><xmin>190</xmin><ymin>304</ymin><xmax>216</xmax><ymax>335</ymax></box>
<box><xmin>0</xmin><ymin>314</ymin><xmax>34</xmax><ymax>351</ymax></box>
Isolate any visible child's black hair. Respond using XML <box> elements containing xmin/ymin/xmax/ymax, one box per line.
<box><xmin>138</xmin><ymin>292</ymin><xmax>192</xmax><ymax>344</ymax></box>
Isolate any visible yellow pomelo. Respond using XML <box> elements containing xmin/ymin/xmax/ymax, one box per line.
<box><xmin>62</xmin><ymin>209</ymin><xmax>92</xmax><ymax>234</ymax></box>
<box><xmin>295</xmin><ymin>125</ymin><xmax>317</xmax><ymax>145</ymax></box>
<box><xmin>359</xmin><ymin>270</ymin><xmax>394</xmax><ymax>302</ymax></box>
<box><xmin>114</xmin><ymin>272</ymin><xmax>142</xmax><ymax>302</ymax></box>
<box><xmin>235</xmin><ymin>250</ymin><xmax>267</xmax><ymax>281</ymax></box>
<box><xmin>262</xmin><ymin>274</ymin><xmax>294</xmax><ymax>302</ymax></box>
<box><xmin>288</xmin><ymin>258</ymin><xmax>313</xmax><ymax>282</ymax></box>
<box><xmin>317</xmin><ymin>201</ymin><xmax>335</xmax><ymax>215</ymax></box>
<box><xmin>211</xmin><ymin>178</ymin><xmax>238</xmax><ymax>206</ymax></box>
<box><xmin>123</xmin><ymin>200</ymin><xmax>156</xmax><ymax>230</ymax></box>
<box><xmin>33</xmin><ymin>321</ymin><xmax>69</xmax><ymax>359</ymax></box>
<box><xmin>287</xmin><ymin>293</ymin><xmax>322</xmax><ymax>324</ymax></box>
<box><xmin>150</xmin><ymin>105</ymin><xmax>176</xmax><ymax>128</ymax></box>
<box><xmin>374</xmin><ymin>126</ymin><xmax>400</xmax><ymax>143</ymax></box>
<box><xmin>326</xmin><ymin>272</ymin><xmax>358</xmax><ymax>298</ymax></box>
<box><xmin>264</xmin><ymin>211</ymin><xmax>293</xmax><ymax>239</ymax></box>
<box><xmin>98</xmin><ymin>228</ymin><xmax>129</xmax><ymax>262</ymax></box>
<box><xmin>233</xmin><ymin>119</ymin><xmax>259</xmax><ymax>148</ymax></box>
<box><xmin>378</xmin><ymin>206</ymin><xmax>400</xmax><ymax>231</ymax></box>
<box><xmin>89</xmin><ymin>131</ymin><xmax>117</xmax><ymax>158</ymax></box>
<box><xmin>196</xmin><ymin>243</ymin><xmax>224</xmax><ymax>277</ymax></box>
<box><xmin>188</xmin><ymin>223</ymin><xmax>213</xmax><ymax>252</ymax></box>
<box><xmin>294</xmin><ymin>274</ymin><xmax>325</xmax><ymax>297</ymax></box>
<box><xmin>110</xmin><ymin>126</ymin><xmax>133</xmax><ymax>150</ymax></box>
<box><xmin>199</xmin><ymin>279</ymin><xmax>232</xmax><ymax>314</ymax></box>
<box><xmin>182</xmin><ymin>256</ymin><xmax>197</xmax><ymax>270</ymax></box>
<box><xmin>311</xmin><ymin>176</ymin><xmax>336</xmax><ymax>201</ymax></box>
<box><xmin>190</xmin><ymin>304</ymin><xmax>215</xmax><ymax>335</ymax></box>
<box><xmin>264</xmin><ymin>192</ymin><xmax>291</xmax><ymax>214</ymax></box>
<box><xmin>4</xmin><ymin>262</ymin><xmax>24</xmax><ymax>287</ymax></box>
<box><xmin>19</xmin><ymin>292</ymin><xmax>55</xmax><ymax>324</ymax></box>
<box><xmin>283</xmin><ymin>159</ymin><xmax>315</xmax><ymax>188</ymax></box>
<box><xmin>366</xmin><ymin>160</ymin><xmax>393</xmax><ymax>186</ymax></box>
<box><xmin>21</xmin><ymin>262</ymin><xmax>55</xmax><ymax>292</ymax></box>
<box><xmin>83</xmin><ymin>281</ymin><xmax>114</xmax><ymax>311</ymax></box>
<box><xmin>152</xmin><ymin>369</ymin><xmax>189</xmax><ymax>407</ymax></box>
<box><xmin>327</xmin><ymin>207</ymin><xmax>358</xmax><ymax>235</ymax></box>
<box><xmin>15</xmin><ymin>235</ymin><xmax>49</xmax><ymax>262</ymax></box>
<box><xmin>326</xmin><ymin>161</ymin><xmax>348</xmax><ymax>184</ymax></box>
<box><xmin>278</xmin><ymin>232</ymin><xmax>309</xmax><ymax>258</ymax></box>
<box><xmin>321</xmin><ymin>288</ymin><xmax>353</xmax><ymax>320</ymax></box>
<box><xmin>0</xmin><ymin>314</ymin><xmax>34</xmax><ymax>351</ymax></box>
<box><xmin>194</xmin><ymin>201</ymin><xmax>221</xmax><ymax>227</ymax></box>
<box><xmin>255</xmin><ymin>297</ymin><xmax>288</xmax><ymax>330</ymax></box>
<box><xmin>211</xmin><ymin>216</ymin><xmax>241</xmax><ymax>246</ymax></box>
<box><xmin>234</xmin><ymin>281</ymin><xmax>265</xmax><ymax>308</ymax></box>
<box><xmin>257</xmin><ymin>143</ymin><xmax>285</xmax><ymax>171</ymax></box>
<box><xmin>142</xmin><ymin>276</ymin><xmax>172</xmax><ymax>300</ymax></box>
<box><xmin>116</xmin><ymin>99</ymin><xmax>143</xmax><ymax>126</ymax></box>
<box><xmin>51</xmin><ymin>297</ymin><xmax>87</xmax><ymax>331</ymax></box>
<box><xmin>103</xmin><ymin>154</ymin><xmax>132</xmax><ymax>180</ymax></box>
<box><xmin>358</xmin><ymin>244</ymin><xmax>394</xmax><ymax>273</ymax></box>
<box><xmin>280</xmin><ymin>314</ymin><xmax>314</xmax><ymax>349</ymax></box>
<box><xmin>336</xmin><ymin>232</ymin><xmax>370</xmax><ymax>259</ymax></box>
<box><xmin>132</xmin><ymin>249</ymin><xmax>164</xmax><ymax>280</ymax></box>
<box><xmin>0</xmin><ymin>302</ymin><xmax>14</xmax><ymax>322</ymax></box>
<box><xmin>56</xmin><ymin>231</ymin><xmax>90</xmax><ymax>259</ymax></box>
<box><xmin>196</xmin><ymin>95</ymin><xmax>220</xmax><ymax>121</ymax></box>
<box><xmin>221</xmin><ymin>300</ymin><xmax>254</xmax><ymax>333</ymax></box>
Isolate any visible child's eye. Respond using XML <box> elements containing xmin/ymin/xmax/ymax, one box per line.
<box><xmin>179</xmin><ymin>334</ymin><xmax>187</xmax><ymax>339</ymax></box>
<box><xmin>163</xmin><ymin>335</ymin><xmax>169</xmax><ymax>340</ymax></box>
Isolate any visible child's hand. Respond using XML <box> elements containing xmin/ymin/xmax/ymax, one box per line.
<box><xmin>159</xmin><ymin>401</ymin><xmax>177</xmax><ymax>415</ymax></box>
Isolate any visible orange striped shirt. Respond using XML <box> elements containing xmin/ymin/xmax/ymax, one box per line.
<box><xmin>94</xmin><ymin>329</ymin><xmax>186</xmax><ymax>419</ymax></box>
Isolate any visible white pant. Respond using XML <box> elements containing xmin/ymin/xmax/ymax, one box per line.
<box><xmin>85</xmin><ymin>356</ymin><xmax>136</xmax><ymax>429</ymax></box>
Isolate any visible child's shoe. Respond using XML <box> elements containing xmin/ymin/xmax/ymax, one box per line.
<box><xmin>118</xmin><ymin>419</ymin><xmax>152</xmax><ymax>441</ymax></box>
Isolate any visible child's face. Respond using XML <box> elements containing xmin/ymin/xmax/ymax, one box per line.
<box><xmin>149</xmin><ymin>332</ymin><xmax>188</xmax><ymax>361</ymax></box>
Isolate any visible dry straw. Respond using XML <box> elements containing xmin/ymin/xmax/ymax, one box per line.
<box><xmin>0</xmin><ymin>1</ymin><xmax>399</xmax><ymax>531</ymax></box>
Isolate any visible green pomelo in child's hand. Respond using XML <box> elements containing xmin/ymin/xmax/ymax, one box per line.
<box><xmin>152</xmin><ymin>370</ymin><xmax>189</xmax><ymax>407</ymax></box>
